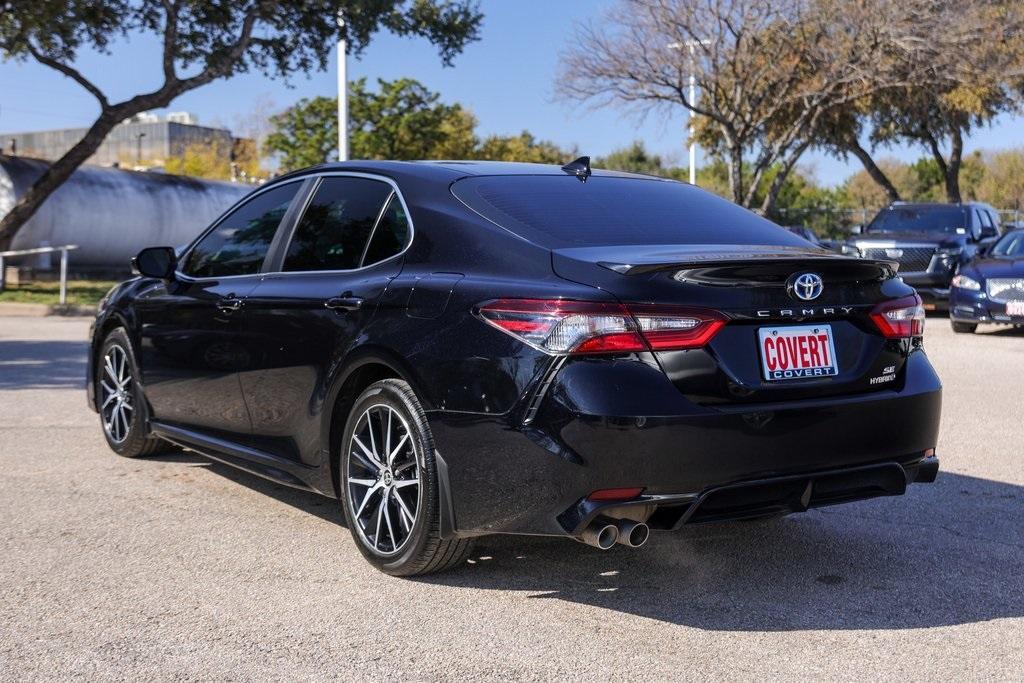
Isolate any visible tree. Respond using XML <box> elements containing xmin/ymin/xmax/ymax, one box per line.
<box><xmin>559</xmin><ymin>0</ymin><xmax>919</xmax><ymax>214</ymax></box>
<box><xmin>264</xmin><ymin>96</ymin><xmax>341</xmax><ymax>171</ymax></box>
<box><xmin>596</xmin><ymin>141</ymin><xmax>676</xmax><ymax>176</ymax></box>
<box><xmin>0</xmin><ymin>0</ymin><xmax>483</xmax><ymax>246</ymax></box>
<box><xmin>475</xmin><ymin>132</ymin><xmax>569</xmax><ymax>164</ymax></box>
<box><xmin>349</xmin><ymin>77</ymin><xmax>478</xmax><ymax>160</ymax></box>
<box><xmin>976</xmin><ymin>149</ymin><xmax>1024</xmax><ymax>210</ymax></box>
<box><xmin>558</xmin><ymin>0</ymin><xmax>997</xmax><ymax>215</ymax></box>
<box><xmin>265</xmin><ymin>78</ymin><xmax>570</xmax><ymax>168</ymax></box>
<box><xmin>821</xmin><ymin>1</ymin><xmax>1024</xmax><ymax>203</ymax></box>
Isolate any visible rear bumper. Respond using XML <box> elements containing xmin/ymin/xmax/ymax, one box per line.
<box><xmin>429</xmin><ymin>351</ymin><xmax>942</xmax><ymax>538</ymax></box>
<box><xmin>560</xmin><ymin>455</ymin><xmax>938</xmax><ymax>535</ymax></box>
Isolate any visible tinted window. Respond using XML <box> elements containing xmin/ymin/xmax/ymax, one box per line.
<box><xmin>283</xmin><ymin>177</ymin><xmax>393</xmax><ymax>271</ymax></box>
<box><xmin>363</xmin><ymin>194</ymin><xmax>411</xmax><ymax>265</ymax></box>
<box><xmin>184</xmin><ymin>182</ymin><xmax>301</xmax><ymax>278</ymax></box>
<box><xmin>867</xmin><ymin>206</ymin><xmax>967</xmax><ymax>234</ymax></box>
<box><xmin>992</xmin><ymin>231</ymin><xmax>1024</xmax><ymax>257</ymax></box>
<box><xmin>451</xmin><ymin>175</ymin><xmax>803</xmax><ymax>248</ymax></box>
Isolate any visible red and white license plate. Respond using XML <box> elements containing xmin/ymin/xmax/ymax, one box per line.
<box><xmin>758</xmin><ymin>325</ymin><xmax>839</xmax><ymax>381</ymax></box>
<box><xmin>1006</xmin><ymin>300</ymin><xmax>1024</xmax><ymax>317</ymax></box>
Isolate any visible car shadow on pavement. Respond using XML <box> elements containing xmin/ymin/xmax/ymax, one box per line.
<box><xmin>147</xmin><ymin>449</ymin><xmax>348</xmax><ymax>527</ymax></box>
<box><xmin>0</xmin><ymin>339</ymin><xmax>86</xmax><ymax>389</ymax></box>
<box><xmin>168</xmin><ymin>445</ymin><xmax>1024</xmax><ymax>632</ymax></box>
<box><xmin>414</xmin><ymin>471</ymin><xmax>1024</xmax><ymax>632</ymax></box>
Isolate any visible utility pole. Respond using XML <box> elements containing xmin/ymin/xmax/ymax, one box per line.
<box><xmin>135</xmin><ymin>132</ymin><xmax>146</xmax><ymax>165</ymax></box>
<box><xmin>337</xmin><ymin>12</ymin><xmax>349</xmax><ymax>162</ymax></box>
<box><xmin>667</xmin><ymin>39</ymin><xmax>710</xmax><ymax>186</ymax></box>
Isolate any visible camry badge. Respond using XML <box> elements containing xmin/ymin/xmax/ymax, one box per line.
<box><xmin>790</xmin><ymin>272</ymin><xmax>824</xmax><ymax>301</ymax></box>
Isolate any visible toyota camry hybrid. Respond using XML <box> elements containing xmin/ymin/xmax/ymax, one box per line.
<box><xmin>87</xmin><ymin>159</ymin><xmax>941</xmax><ymax>575</ymax></box>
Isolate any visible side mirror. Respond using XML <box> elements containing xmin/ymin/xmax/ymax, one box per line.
<box><xmin>132</xmin><ymin>246</ymin><xmax>177</xmax><ymax>279</ymax></box>
<box><xmin>850</xmin><ymin>224</ymin><xmax>863</xmax><ymax>235</ymax></box>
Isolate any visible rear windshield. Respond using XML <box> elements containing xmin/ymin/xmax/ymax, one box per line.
<box><xmin>867</xmin><ymin>206</ymin><xmax>968</xmax><ymax>234</ymax></box>
<box><xmin>451</xmin><ymin>175</ymin><xmax>803</xmax><ymax>248</ymax></box>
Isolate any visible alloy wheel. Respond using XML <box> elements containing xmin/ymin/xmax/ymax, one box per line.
<box><xmin>99</xmin><ymin>345</ymin><xmax>134</xmax><ymax>444</ymax></box>
<box><xmin>346</xmin><ymin>404</ymin><xmax>421</xmax><ymax>556</ymax></box>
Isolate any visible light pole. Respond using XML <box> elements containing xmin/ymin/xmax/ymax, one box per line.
<box><xmin>667</xmin><ymin>39</ymin><xmax>709</xmax><ymax>185</ymax></box>
<box><xmin>337</xmin><ymin>12</ymin><xmax>349</xmax><ymax>162</ymax></box>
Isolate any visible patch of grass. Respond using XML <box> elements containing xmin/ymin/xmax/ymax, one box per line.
<box><xmin>0</xmin><ymin>280</ymin><xmax>121</xmax><ymax>306</ymax></box>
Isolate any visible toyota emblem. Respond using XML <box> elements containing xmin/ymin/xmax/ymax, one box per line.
<box><xmin>789</xmin><ymin>272</ymin><xmax>824</xmax><ymax>301</ymax></box>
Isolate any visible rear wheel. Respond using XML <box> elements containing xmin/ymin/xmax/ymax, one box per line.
<box><xmin>951</xmin><ymin>321</ymin><xmax>977</xmax><ymax>334</ymax></box>
<box><xmin>96</xmin><ymin>329</ymin><xmax>169</xmax><ymax>457</ymax></box>
<box><xmin>340</xmin><ymin>379</ymin><xmax>473</xmax><ymax>576</ymax></box>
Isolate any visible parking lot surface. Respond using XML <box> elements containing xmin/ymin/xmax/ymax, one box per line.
<box><xmin>0</xmin><ymin>315</ymin><xmax>1022</xmax><ymax>681</ymax></box>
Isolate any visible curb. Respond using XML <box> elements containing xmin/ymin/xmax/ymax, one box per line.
<box><xmin>0</xmin><ymin>302</ymin><xmax>97</xmax><ymax>317</ymax></box>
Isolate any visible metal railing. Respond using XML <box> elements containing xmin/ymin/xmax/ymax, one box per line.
<box><xmin>0</xmin><ymin>245</ymin><xmax>79</xmax><ymax>305</ymax></box>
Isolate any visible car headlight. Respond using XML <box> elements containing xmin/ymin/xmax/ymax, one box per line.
<box><xmin>952</xmin><ymin>274</ymin><xmax>981</xmax><ymax>291</ymax></box>
<box><xmin>840</xmin><ymin>244</ymin><xmax>861</xmax><ymax>257</ymax></box>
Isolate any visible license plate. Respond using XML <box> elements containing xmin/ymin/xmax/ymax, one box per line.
<box><xmin>759</xmin><ymin>325</ymin><xmax>839</xmax><ymax>381</ymax></box>
<box><xmin>1007</xmin><ymin>300</ymin><xmax>1024</xmax><ymax>316</ymax></box>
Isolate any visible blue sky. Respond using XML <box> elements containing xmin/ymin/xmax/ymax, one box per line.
<box><xmin>1</xmin><ymin>0</ymin><xmax>1021</xmax><ymax>186</ymax></box>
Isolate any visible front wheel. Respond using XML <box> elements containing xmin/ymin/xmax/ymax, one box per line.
<box><xmin>951</xmin><ymin>321</ymin><xmax>977</xmax><ymax>334</ymax></box>
<box><xmin>95</xmin><ymin>328</ymin><xmax>169</xmax><ymax>457</ymax></box>
<box><xmin>339</xmin><ymin>379</ymin><xmax>473</xmax><ymax>576</ymax></box>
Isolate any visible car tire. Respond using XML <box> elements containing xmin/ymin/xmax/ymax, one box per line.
<box><xmin>96</xmin><ymin>328</ymin><xmax>170</xmax><ymax>458</ymax></box>
<box><xmin>339</xmin><ymin>379</ymin><xmax>473</xmax><ymax>576</ymax></box>
<box><xmin>951</xmin><ymin>321</ymin><xmax>977</xmax><ymax>334</ymax></box>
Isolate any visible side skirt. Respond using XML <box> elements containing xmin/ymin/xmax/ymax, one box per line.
<box><xmin>150</xmin><ymin>421</ymin><xmax>335</xmax><ymax>498</ymax></box>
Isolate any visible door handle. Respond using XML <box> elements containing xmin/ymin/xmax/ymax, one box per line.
<box><xmin>324</xmin><ymin>296</ymin><xmax>364</xmax><ymax>311</ymax></box>
<box><xmin>217</xmin><ymin>297</ymin><xmax>243</xmax><ymax>312</ymax></box>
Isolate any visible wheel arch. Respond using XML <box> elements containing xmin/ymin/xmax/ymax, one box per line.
<box><xmin>322</xmin><ymin>346</ymin><xmax>430</xmax><ymax>499</ymax></box>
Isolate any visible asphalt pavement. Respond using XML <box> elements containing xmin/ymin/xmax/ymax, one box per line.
<box><xmin>1</xmin><ymin>314</ymin><xmax>1022</xmax><ymax>681</ymax></box>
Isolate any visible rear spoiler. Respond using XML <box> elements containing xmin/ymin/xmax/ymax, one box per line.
<box><xmin>598</xmin><ymin>254</ymin><xmax>898</xmax><ymax>278</ymax></box>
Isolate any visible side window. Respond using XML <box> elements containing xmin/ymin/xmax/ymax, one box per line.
<box><xmin>363</xmin><ymin>194</ymin><xmax>411</xmax><ymax>266</ymax></box>
<box><xmin>184</xmin><ymin>182</ymin><xmax>301</xmax><ymax>278</ymax></box>
<box><xmin>283</xmin><ymin>177</ymin><xmax>393</xmax><ymax>272</ymax></box>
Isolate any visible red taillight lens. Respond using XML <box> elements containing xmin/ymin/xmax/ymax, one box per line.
<box><xmin>477</xmin><ymin>299</ymin><xmax>726</xmax><ymax>354</ymax></box>
<box><xmin>870</xmin><ymin>294</ymin><xmax>925</xmax><ymax>338</ymax></box>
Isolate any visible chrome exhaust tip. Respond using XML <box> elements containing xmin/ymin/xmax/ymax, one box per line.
<box><xmin>578</xmin><ymin>518</ymin><xmax>619</xmax><ymax>550</ymax></box>
<box><xmin>615</xmin><ymin>519</ymin><xmax>650</xmax><ymax>548</ymax></box>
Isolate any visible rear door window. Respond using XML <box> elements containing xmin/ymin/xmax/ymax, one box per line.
<box><xmin>283</xmin><ymin>177</ymin><xmax>394</xmax><ymax>272</ymax></box>
<box><xmin>362</xmin><ymin>194</ymin><xmax>411</xmax><ymax>266</ymax></box>
<box><xmin>183</xmin><ymin>182</ymin><xmax>301</xmax><ymax>278</ymax></box>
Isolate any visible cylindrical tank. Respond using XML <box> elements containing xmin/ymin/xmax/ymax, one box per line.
<box><xmin>1</xmin><ymin>155</ymin><xmax>252</xmax><ymax>268</ymax></box>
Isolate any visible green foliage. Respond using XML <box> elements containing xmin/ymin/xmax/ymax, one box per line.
<box><xmin>0</xmin><ymin>1</ymin><xmax>483</xmax><ymax>75</ymax></box>
<box><xmin>0</xmin><ymin>280</ymin><xmax>119</xmax><ymax>306</ymax></box>
<box><xmin>595</xmin><ymin>141</ymin><xmax>674</xmax><ymax>177</ymax></box>
<box><xmin>266</xmin><ymin>78</ymin><xmax>570</xmax><ymax>170</ymax></box>
<box><xmin>265</xmin><ymin>96</ymin><xmax>341</xmax><ymax>171</ymax></box>
<box><xmin>349</xmin><ymin>77</ymin><xmax>477</xmax><ymax>159</ymax></box>
<box><xmin>475</xmin><ymin>132</ymin><xmax>569</xmax><ymax>164</ymax></box>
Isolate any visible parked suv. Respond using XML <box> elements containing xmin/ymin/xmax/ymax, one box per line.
<box><xmin>848</xmin><ymin>202</ymin><xmax>1002</xmax><ymax>309</ymax></box>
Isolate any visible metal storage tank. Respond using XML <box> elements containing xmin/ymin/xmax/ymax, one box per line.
<box><xmin>0</xmin><ymin>155</ymin><xmax>251</xmax><ymax>269</ymax></box>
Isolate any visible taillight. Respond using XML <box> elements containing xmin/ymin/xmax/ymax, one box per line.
<box><xmin>870</xmin><ymin>294</ymin><xmax>925</xmax><ymax>338</ymax></box>
<box><xmin>476</xmin><ymin>299</ymin><xmax>726</xmax><ymax>354</ymax></box>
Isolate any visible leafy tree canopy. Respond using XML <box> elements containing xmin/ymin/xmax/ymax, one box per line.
<box><xmin>0</xmin><ymin>0</ymin><xmax>483</xmax><ymax>245</ymax></box>
<box><xmin>265</xmin><ymin>78</ymin><xmax>570</xmax><ymax>170</ymax></box>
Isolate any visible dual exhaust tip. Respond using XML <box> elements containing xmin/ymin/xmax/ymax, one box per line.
<box><xmin>579</xmin><ymin>517</ymin><xmax>650</xmax><ymax>550</ymax></box>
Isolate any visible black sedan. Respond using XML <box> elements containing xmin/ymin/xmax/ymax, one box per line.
<box><xmin>950</xmin><ymin>228</ymin><xmax>1024</xmax><ymax>333</ymax></box>
<box><xmin>87</xmin><ymin>159</ymin><xmax>941</xmax><ymax>575</ymax></box>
